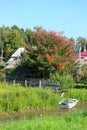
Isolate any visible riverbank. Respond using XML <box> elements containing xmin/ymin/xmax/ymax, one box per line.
<box><xmin>0</xmin><ymin>82</ymin><xmax>87</xmax><ymax>122</ymax></box>
<box><xmin>0</xmin><ymin>111</ymin><xmax>87</xmax><ymax>130</ymax></box>
<box><xmin>0</xmin><ymin>101</ymin><xmax>87</xmax><ymax>122</ymax></box>
<box><xmin>0</xmin><ymin>82</ymin><xmax>61</xmax><ymax>112</ymax></box>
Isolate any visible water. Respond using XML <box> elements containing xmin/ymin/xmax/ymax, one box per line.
<box><xmin>0</xmin><ymin>102</ymin><xmax>87</xmax><ymax>122</ymax></box>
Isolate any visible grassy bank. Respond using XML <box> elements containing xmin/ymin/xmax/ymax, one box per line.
<box><xmin>64</xmin><ymin>88</ymin><xmax>87</xmax><ymax>102</ymax></box>
<box><xmin>0</xmin><ymin>111</ymin><xmax>87</xmax><ymax>130</ymax></box>
<box><xmin>0</xmin><ymin>82</ymin><xmax>60</xmax><ymax>112</ymax></box>
<box><xmin>0</xmin><ymin>82</ymin><xmax>87</xmax><ymax>112</ymax></box>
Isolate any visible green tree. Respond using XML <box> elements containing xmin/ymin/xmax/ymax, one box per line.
<box><xmin>5</xmin><ymin>25</ymin><xmax>26</xmax><ymax>60</ymax></box>
<box><xmin>0</xmin><ymin>25</ymin><xmax>11</xmax><ymax>61</ymax></box>
<box><xmin>25</xmin><ymin>28</ymin><xmax>32</xmax><ymax>44</ymax></box>
<box><xmin>76</xmin><ymin>37</ymin><xmax>87</xmax><ymax>52</ymax></box>
<box><xmin>0</xmin><ymin>25</ymin><xmax>26</xmax><ymax>61</ymax></box>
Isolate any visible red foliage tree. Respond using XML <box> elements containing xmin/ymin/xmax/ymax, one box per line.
<box><xmin>22</xmin><ymin>30</ymin><xmax>75</xmax><ymax>78</ymax></box>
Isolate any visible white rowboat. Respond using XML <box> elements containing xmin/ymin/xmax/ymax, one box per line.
<box><xmin>58</xmin><ymin>98</ymin><xmax>78</xmax><ymax>109</ymax></box>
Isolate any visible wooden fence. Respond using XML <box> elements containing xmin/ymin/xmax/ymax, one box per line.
<box><xmin>5</xmin><ymin>78</ymin><xmax>60</xmax><ymax>90</ymax></box>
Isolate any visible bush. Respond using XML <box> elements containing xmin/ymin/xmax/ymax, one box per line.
<box><xmin>50</xmin><ymin>72</ymin><xmax>75</xmax><ymax>89</ymax></box>
<box><xmin>78</xmin><ymin>64</ymin><xmax>87</xmax><ymax>84</ymax></box>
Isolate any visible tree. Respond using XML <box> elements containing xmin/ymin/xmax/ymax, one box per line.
<box><xmin>0</xmin><ymin>25</ymin><xmax>26</xmax><ymax>61</ymax></box>
<box><xmin>0</xmin><ymin>25</ymin><xmax>11</xmax><ymax>61</ymax></box>
<box><xmin>4</xmin><ymin>25</ymin><xmax>26</xmax><ymax>60</ymax></box>
<box><xmin>22</xmin><ymin>30</ymin><xmax>75</xmax><ymax>78</ymax></box>
<box><xmin>25</xmin><ymin>28</ymin><xmax>32</xmax><ymax>44</ymax></box>
<box><xmin>76</xmin><ymin>37</ymin><xmax>87</xmax><ymax>52</ymax></box>
<box><xmin>33</xmin><ymin>26</ymin><xmax>46</xmax><ymax>32</ymax></box>
<box><xmin>69</xmin><ymin>37</ymin><xmax>76</xmax><ymax>52</ymax></box>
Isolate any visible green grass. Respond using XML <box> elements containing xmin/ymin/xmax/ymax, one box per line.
<box><xmin>0</xmin><ymin>82</ymin><xmax>60</xmax><ymax>112</ymax></box>
<box><xmin>75</xmin><ymin>83</ymin><xmax>87</xmax><ymax>89</ymax></box>
<box><xmin>0</xmin><ymin>82</ymin><xmax>87</xmax><ymax>113</ymax></box>
<box><xmin>0</xmin><ymin>82</ymin><xmax>87</xmax><ymax>129</ymax></box>
<box><xmin>64</xmin><ymin>88</ymin><xmax>87</xmax><ymax>102</ymax></box>
<box><xmin>0</xmin><ymin>111</ymin><xmax>87</xmax><ymax>130</ymax></box>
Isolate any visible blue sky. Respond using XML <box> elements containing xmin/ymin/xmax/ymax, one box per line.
<box><xmin>0</xmin><ymin>0</ymin><xmax>87</xmax><ymax>39</ymax></box>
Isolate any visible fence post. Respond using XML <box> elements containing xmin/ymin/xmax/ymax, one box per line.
<box><xmin>25</xmin><ymin>80</ymin><xmax>27</xmax><ymax>87</ymax></box>
<box><xmin>4</xmin><ymin>78</ymin><xmax>6</xmax><ymax>83</ymax></box>
<box><xmin>13</xmin><ymin>80</ymin><xmax>15</xmax><ymax>86</ymax></box>
<box><xmin>39</xmin><ymin>80</ymin><xmax>42</xmax><ymax>88</ymax></box>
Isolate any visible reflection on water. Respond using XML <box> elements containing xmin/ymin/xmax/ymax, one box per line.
<box><xmin>77</xmin><ymin>102</ymin><xmax>87</xmax><ymax>110</ymax></box>
<box><xmin>0</xmin><ymin>102</ymin><xmax>87</xmax><ymax>122</ymax></box>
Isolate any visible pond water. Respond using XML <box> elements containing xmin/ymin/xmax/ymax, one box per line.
<box><xmin>0</xmin><ymin>102</ymin><xmax>87</xmax><ymax>122</ymax></box>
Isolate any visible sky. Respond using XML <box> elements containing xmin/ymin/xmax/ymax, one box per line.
<box><xmin>0</xmin><ymin>0</ymin><xmax>87</xmax><ymax>39</ymax></box>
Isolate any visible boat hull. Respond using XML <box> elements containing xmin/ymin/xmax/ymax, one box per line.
<box><xmin>58</xmin><ymin>99</ymin><xmax>78</xmax><ymax>109</ymax></box>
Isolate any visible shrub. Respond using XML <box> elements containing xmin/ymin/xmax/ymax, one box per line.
<box><xmin>50</xmin><ymin>72</ymin><xmax>75</xmax><ymax>89</ymax></box>
<box><xmin>78</xmin><ymin>64</ymin><xmax>87</xmax><ymax>84</ymax></box>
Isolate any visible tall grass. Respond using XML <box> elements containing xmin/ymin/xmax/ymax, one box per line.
<box><xmin>0</xmin><ymin>82</ymin><xmax>87</xmax><ymax>112</ymax></box>
<box><xmin>64</xmin><ymin>88</ymin><xmax>87</xmax><ymax>102</ymax></box>
<box><xmin>0</xmin><ymin>111</ymin><xmax>87</xmax><ymax>130</ymax></box>
<box><xmin>0</xmin><ymin>82</ymin><xmax>60</xmax><ymax>112</ymax></box>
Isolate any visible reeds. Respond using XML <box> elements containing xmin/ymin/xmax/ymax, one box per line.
<box><xmin>0</xmin><ymin>82</ymin><xmax>59</xmax><ymax>112</ymax></box>
<box><xmin>0</xmin><ymin>82</ymin><xmax>87</xmax><ymax>112</ymax></box>
<box><xmin>64</xmin><ymin>88</ymin><xmax>87</xmax><ymax>102</ymax></box>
